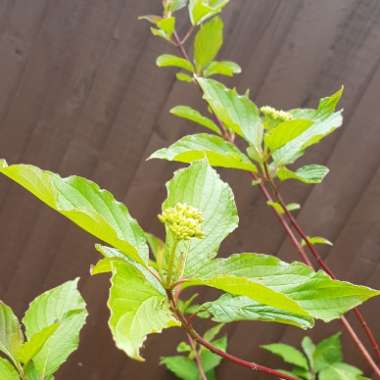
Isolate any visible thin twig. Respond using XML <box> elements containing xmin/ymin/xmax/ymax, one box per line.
<box><xmin>186</xmin><ymin>332</ymin><xmax>208</xmax><ymax>380</ymax></box>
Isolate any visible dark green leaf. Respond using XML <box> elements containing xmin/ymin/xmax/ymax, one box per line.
<box><xmin>194</xmin><ymin>17</ymin><xmax>224</xmax><ymax>71</ymax></box>
<box><xmin>262</xmin><ymin>343</ymin><xmax>308</xmax><ymax>370</ymax></box>
<box><xmin>149</xmin><ymin>133</ymin><xmax>256</xmax><ymax>172</ymax></box>
<box><xmin>0</xmin><ymin>162</ymin><xmax>149</xmax><ymax>265</ymax></box>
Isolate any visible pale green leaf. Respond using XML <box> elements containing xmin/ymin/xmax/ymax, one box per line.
<box><xmin>177</xmin><ymin>342</ymin><xmax>192</xmax><ymax>353</ymax></box>
<box><xmin>0</xmin><ymin>163</ymin><xmax>148</xmax><ymax>265</ymax></box>
<box><xmin>149</xmin><ymin>133</ymin><xmax>257</xmax><ymax>172</ymax></box>
<box><xmin>107</xmin><ymin>260</ymin><xmax>179</xmax><ymax>361</ymax></box>
<box><xmin>16</xmin><ymin>324</ymin><xmax>58</xmax><ymax>365</ymax></box>
<box><xmin>145</xmin><ymin>232</ymin><xmax>165</xmax><ymax>262</ymax></box>
<box><xmin>266</xmin><ymin>201</ymin><xmax>300</xmax><ymax>215</ymax></box>
<box><xmin>162</xmin><ymin>160</ymin><xmax>238</xmax><ymax>275</ymax></box>
<box><xmin>184</xmin><ymin>253</ymin><xmax>380</xmax><ymax>322</ymax></box>
<box><xmin>0</xmin><ymin>159</ymin><xmax>7</xmax><ymax>169</ymax></box>
<box><xmin>172</xmin><ymin>0</ymin><xmax>189</xmax><ymax>11</ymax></box>
<box><xmin>198</xmin><ymin>78</ymin><xmax>263</xmax><ymax>150</ymax></box>
<box><xmin>301</xmin><ymin>337</ymin><xmax>316</xmax><ymax>370</ymax></box>
<box><xmin>156</xmin><ymin>54</ymin><xmax>194</xmax><ymax>72</ymax></box>
<box><xmin>170</xmin><ymin>105</ymin><xmax>221</xmax><ymax>134</ymax></box>
<box><xmin>265</xmin><ymin>119</ymin><xmax>313</xmax><ymax>152</ymax></box>
<box><xmin>22</xmin><ymin>279</ymin><xmax>87</xmax><ymax>377</ymax></box>
<box><xmin>314</xmin><ymin>333</ymin><xmax>342</xmax><ymax>371</ymax></box>
<box><xmin>204</xmin><ymin>61</ymin><xmax>241</xmax><ymax>77</ymax></box>
<box><xmin>272</xmin><ymin>112</ymin><xmax>343</xmax><ymax>165</ymax></box>
<box><xmin>262</xmin><ymin>343</ymin><xmax>309</xmax><ymax>370</ymax></box>
<box><xmin>176</xmin><ymin>72</ymin><xmax>194</xmax><ymax>82</ymax></box>
<box><xmin>189</xmin><ymin>0</ymin><xmax>230</xmax><ymax>25</ymax></box>
<box><xmin>0</xmin><ymin>358</ymin><xmax>19</xmax><ymax>380</ymax></box>
<box><xmin>151</xmin><ymin>17</ymin><xmax>176</xmax><ymax>41</ymax></box>
<box><xmin>277</xmin><ymin>165</ymin><xmax>329</xmax><ymax>184</ymax></box>
<box><xmin>202</xmin><ymin>294</ymin><xmax>314</xmax><ymax>329</ymax></box>
<box><xmin>194</xmin><ymin>17</ymin><xmax>223</xmax><ymax>71</ymax></box>
<box><xmin>0</xmin><ymin>302</ymin><xmax>23</xmax><ymax>366</ymax></box>
<box><xmin>301</xmin><ymin>236</ymin><xmax>333</xmax><ymax>248</ymax></box>
<box><xmin>319</xmin><ymin>362</ymin><xmax>364</xmax><ymax>380</ymax></box>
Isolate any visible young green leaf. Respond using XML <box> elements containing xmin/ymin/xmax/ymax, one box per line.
<box><xmin>176</xmin><ymin>72</ymin><xmax>194</xmax><ymax>82</ymax></box>
<box><xmin>15</xmin><ymin>324</ymin><xmax>58</xmax><ymax>365</ymax></box>
<box><xmin>0</xmin><ymin>358</ymin><xmax>19</xmax><ymax>380</ymax></box>
<box><xmin>189</xmin><ymin>0</ymin><xmax>230</xmax><ymax>25</ymax></box>
<box><xmin>0</xmin><ymin>302</ymin><xmax>23</xmax><ymax>366</ymax></box>
<box><xmin>151</xmin><ymin>17</ymin><xmax>176</xmax><ymax>41</ymax></box>
<box><xmin>301</xmin><ymin>337</ymin><xmax>316</xmax><ymax>370</ymax></box>
<box><xmin>266</xmin><ymin>201</ymin><xmax>300</xmax><ymax>215</ymax></box>
<box><xmin>162</xmin><ymin>159</ymin><xmax>238</xmax><ymax>275</ymax></box>
<box><xmin>198</xmin><ymin>78</ymin><xmax>263</xmax><ymax>151</ymax></box>
<box><xmin>203</xmin><ymin>323</ymin><xmax>224</xmax><ymax>342</ymax></box>
<box><xmin>200</xmin><ymin>335</ymin><xmax>227</xmax><ymax>372</ymax></box>
<box><xmin>262</xmin><ymin>343</ymin><xmax>309</xmax><ymax>370</ymax></box>
<box><xmin>202</xmin><ymin>294</ymin><xmax>314</xmax><ymax>329</ymax></box>
<box><xmin>170</xmin><ymin>105</ymin><xmax>221</xmax><ymax>134</ymax></box>
<box><xmin>204</xmin><ymin>61</ymin><xmax>242</xmax><ymax>77</ymax></box>
<box><xmin>177</xmin><ymin>341</ymin><xmax>192</xmax><ymax>353</ymax></box>
<box><xmin>107</xmin><ymin>260</ymin><xmax>179</xmax><ymax>361</ymax></box>
<box><xmin>184</xmin><ymin>253</ymin><xmax>380</xmax><ymax>322</ymax></box>
<box><xmin>22</xmin><ymin>279</ymin><xmax>87</xmax><ymax>378</ymax></box>
<box><xmin>156</xmin><ymin>54</ymin><xmax>194</xmax><ymax>72</ymax></box>
<box><xmin>0</xmin><ymin>162</ymin><xmax>149</xmax><ymax>266</ymax></box>
<box><xmin>319</xmin><ymin>362</ymin><xmax>364</xmax><ymax>380</ymax></box>
<box><xmin>301</xmin><ymin>236</ymin><xmax>333</xmax><ymax>248</ymax></box>
<box><xmin>161</xmin><ymin>356</ymin><xmax>199</xmax><ymax>380</ymax></box>
<box><xmin>313</xmin><ymin>333</ymin><xmax>342</xmax><ymax>372</ymax></box>
<box><xmin>194</xmin><ymin>16</ymin><xmax>224</xmax><ymax>72</ymax></box>
<box><xmin>277</xmin><ymin>165</ymin><xmax>330</xmax><ymax>184</ymax></box>
<box><xmin>145</xmin><ymin>232</ymin><xmax>165</xmax><ymax>262</ymax></box>
<box><xmin>272</xmin><ymin>111</ymin><xmax>343</xmax><ymax>165</ymax></box>
<box><xmin>149</xmin><ymin>133</ymin><xmax>257</xmax><ymax>172</ymax></box>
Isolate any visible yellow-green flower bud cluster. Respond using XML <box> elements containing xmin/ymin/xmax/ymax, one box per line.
<box><xmin>260</xmin><ymin>105</ymin><xmax>293</xmax><ymax>123</ymax></box>
<box><xmin>159</xmin><ymin>203</ymin><xmax>205</xmax><ymax>241</ymax></box>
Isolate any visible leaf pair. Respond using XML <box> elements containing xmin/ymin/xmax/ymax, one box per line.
<box><xmin>0</xmin><ymin>280</ymin><xmax>87</xmax><ymax>380</ymax></box>
<box><xmin>263</xmin><ymin>334</ymin><xmax>370</xmax><ymax>380</ymax></box>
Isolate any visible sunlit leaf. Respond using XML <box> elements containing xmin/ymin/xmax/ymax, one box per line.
<box><xmin>301</xmin><ymin>236</ymin><xmax>333</xmax><ymax>248</ymax></box>
<box><xmin>107</xmin><ymin>260</ymin><xmax>179</xmax><ymax>361</ymax></box>
<box><xmin>204</xmin><ymin>61</ymin><xmax>242</xmax><ymax>77</ymax></box>
<box><xmin>150</xmin><ymin>133</ymin><xmax>256</xmax><ymax>172</ymax></box>
<box><xmin>189</xmin><ymin>0</ymin><xmax>230</xmax><ymax>25</ymax></box>
<box><xmin>176</xmin><ymin>72</ymin><xmax>194</xmax><ymax>82</ymax></box>
<box><xmin>194</xmin><ymin>17</ymin><xmax>223</xmax><ymax>71</ymax></box>
<box><xmin>277</xmin><ymin>165</ymin><xmax>329</xmax><ymax>184</ymax></box>
<box><xmin>0</xmin><ymin>358</ymin><xmax>19</xmax><ymax>380</ymax></box>
<box><xmin>0</xmin><ymin>162</ymin><xmax>149</xmax><ymax>265</ymax></box>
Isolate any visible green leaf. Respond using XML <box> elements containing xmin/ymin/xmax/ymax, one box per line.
<box><xmin>301</xmin><ymin>236</ymin><xmax>333</xmax><ymax>248</ymax></box>
<box><xmin>319</xmin><ymin>362</ymin><xmax>364</xmax><ymax>380</ymax></box>
<box><xmin>156</xmin><ymin>54</ymin><xmax>194</xmax><ymax>72</ymax></box>
<box><xmin>184</xmin><ymin>253</ymin><xmax>380</xmax><ymax>322</ymax></box>
<box><xmin>301</xmin><ymin>337</ymin><xmax>316</xmax><ymax>370</ymax></box>
<box><xmin>200</xmin><ymin>335</ymin><xmax>227</xmax><ymax>372</ymax></box>
<box><xmin>170</xmin><ymin>105</ymin><xmax>221</xmax><ymax>134</ymax></box>
<box><xmin>0</xmin><ymin>358</ymin><xmax>19</xmax><ymax>380</ymax></box>
<box><xmin>272</xmin><ymin>112</ymin><xmax>343</xmax><ymax>165</ymax></box>
<box><xmin>176</xmin><ymin>72</ymin><xmax>194</xmax><ymax>82</ymax></box>
<box><xmin>202</xmin><ymin>294</ymin><xmax>314</xmax><ymax>329</ymax></box>
<box><xmin>277</xmin><ymin>165</ymin><xmax>329</xmax><ymax>184</ymax></box>
<box><xmin>265</xmin><ymin>119</ymin><xmax>313</xmax><ymax>152</ymax></box>
<box><xmin>151</xmin><ymin>17</ymin><xmax>176</xmax><ymax>41</ymax></box>
<box><xmin>22</xmin><ymin>279</ymin><xmax>87</xmax><ymax>377</ymax></box>
<box><xmin>16</xmin><ymin>324</ymin><xmax>58</xmax><ymax>365</ymax></box>
<box><xmin>0</xmin><ymin>302</ymin><xmax>23</xmax><ymax>366</ymax></box>
<box><xmin>262</xmin><ymin>343</ymin><xmax>309</xmax><ymax>370</ymax></box>
<box><xmin>162</xmin><ymin>159</ymin><xmax>238</xmax><ymax>275</ymax></box>
<box><xmin>0</xmin><ymin>159</ymin><xmax>7</xmax><ymax>169</ymax></box>
<box><xmin>198</xmin><ymin>78</ymin><xmax>263</xmax><ymax>151</ymax></box>
<box><xmin>194</xmin><ymin>16</ymin><xmax>223</xmax><ymax>71</ymax></box>
<box><xmin>266</xmin><ymin>201</ymin><xmax>300</xmax><ymax>215</ymax></box>
<box><xmin>204</xmin><ymin>61</ymin><xmax>242</xmax><ymax>77</ymax></box>
<box><xmin>145</xmin><ymin>233</ymin><xmax>165</xmax><ymax>264</ymax></box>
<box><xmin>161</xmin><ymin>356</ymin><xmax>198</xmax><ymax>380</ymax></box>
<box><xmin>189</xmin><ymin>0</ymin><xmax>230</xmax><ymax>25</ymax></box>
<box><xmin>0</xmin><ymin>163</ymin><xmax>149</xmax><ymax>266</ymax></box>
<box><xmin>203</xmin><ymin>323</ymin><xmax>224</xmax><ymax>342</ymax></box>
<box><xmin>165</xmin><ymin>0</ymin><xmax>189</xmax><ymax>13</ymax></box>
<box><xmin>177</xmin><ymin>341</ymin><xmax>192</xmax><ymax>353</ymax></box>
<box><xmin>149</xmin><ymin>133</ymin><xmax>257</xmax><ymax>172</ymax></box>
<box><xmin>314</xmin><ymin>333</ymin><xmax>342</xmax><ymax>372</ymax></box>
<box><xmin>107</xmin><ymin>260</ymin><xmax>179</xmax><ymax>361</ymax></box>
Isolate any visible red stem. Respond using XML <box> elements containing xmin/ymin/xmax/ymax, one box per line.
<box><xmin>168</xmin><ymin>292</ymin><xmax>298</xmax><ymax>380</ymax></box>
<box><xmin>171</xmin><ymin>28</ymin><xmax>380</xmax><ymax>376</ymax></box>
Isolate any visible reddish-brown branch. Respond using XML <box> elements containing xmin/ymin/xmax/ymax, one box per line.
<box><xmin>168</xmin><ymin>292</ymin><xmax>299</xmax><ymax>380</ymax></box>
<box><xmin>186</xmin><ymin>332</ymin><xmax>208</xmax><ymax>380</ymax></box>
<box><xmin>172</xmin><ymin>28</ymin><xmax>380</xmax><ymax>376</ymax></box>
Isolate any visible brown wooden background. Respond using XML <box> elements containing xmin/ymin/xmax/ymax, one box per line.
<box><xmin>1</xmin><ymin>0</ymin><xmax>380</xmax><ymax>379</ymax></box>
